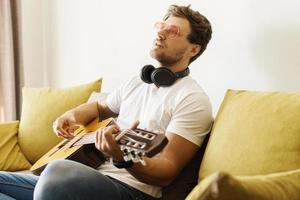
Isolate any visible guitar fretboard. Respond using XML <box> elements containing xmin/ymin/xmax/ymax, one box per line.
<box><xmin>72</xmin><ymin>129</ymin><xmax>132</xmax><ymax>146</ymax></box>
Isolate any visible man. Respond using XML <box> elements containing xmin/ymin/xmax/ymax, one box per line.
<box><xmin>0</xmin><ymin>4</ymin><xmax>213</xmax><ymax>200</ymax></box>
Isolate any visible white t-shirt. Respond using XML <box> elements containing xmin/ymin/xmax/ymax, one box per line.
<box><xmin>98</xmin><ymin>75</ymin><xmax>213</xmax><ymax>198</ymax></box>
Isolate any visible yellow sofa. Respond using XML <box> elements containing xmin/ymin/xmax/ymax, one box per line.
<box><xmin>186</xmin><ymin>90</ymin><xmax>300</xmax><ymax>200</ymax></box>
<box><xmin>0</xmin><ymin>79</ymin><xmax>102</xmax><ymax>171</ymax></box>
<box><xmin>1</xmin><ymin>82</ymin><xmax>300</xmax><ymax>200</ymax></box>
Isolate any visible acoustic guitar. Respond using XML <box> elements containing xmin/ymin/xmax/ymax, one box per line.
<box><xmin>30</xmin><ymin>118</ymin><xmax>168</xmax><ymax>175</ymax></box>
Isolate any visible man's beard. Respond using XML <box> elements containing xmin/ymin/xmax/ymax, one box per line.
<box><xmin>150</xmin><ymin>49</ymin><xmax>185</xmax><ymax>67</ymax></box>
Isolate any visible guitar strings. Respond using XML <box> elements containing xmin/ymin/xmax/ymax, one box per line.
<box><xmin>73</xmin><ymin>128</ymin><xmax>154</xmax><ymax>146</ymax></box>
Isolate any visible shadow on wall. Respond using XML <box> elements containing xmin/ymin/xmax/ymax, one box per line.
<box><xmin>252</xmin><ymin>26</ymin><xmax>300</xmax><ymax>91</ymax></box>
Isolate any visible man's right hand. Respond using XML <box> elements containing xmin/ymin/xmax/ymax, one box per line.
<box><xmin>52</xmin><ymin>101</ymin><xmax>117</xmax><ymax>139</ymax></box>
<box><xmin>52</xmin><ymin>115</ymin><xmax>77</xmax><ymax>139</ymax></box>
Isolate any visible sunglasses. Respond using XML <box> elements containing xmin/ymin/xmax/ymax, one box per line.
<box><xmin>154</xmin><ymin>21</ymin><xmax>180</xmax><ymax>39</ymax></box>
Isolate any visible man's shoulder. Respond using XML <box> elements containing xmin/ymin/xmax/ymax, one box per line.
<box><xmin>121</xmin><ymin>75</ymin><xmax>143</xmax><ymax>90</ymax></box>
<box><xmin>125</xmin><ymin>75</ymin><xmax>142</xmax><ymax>86</ymax></box>
<box><xmin>173</xmin><ymin>76</ymin><xmax>207</xmax><ymax>96</ymax></box>
<box><xmin>169</xmin><ymin>76</ymin><xmax>211</xmax><ymax>106</ymax></box>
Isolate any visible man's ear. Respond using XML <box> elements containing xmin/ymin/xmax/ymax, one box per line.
<box><xmin>190</xmin><ymin>44</ymin><xmax>201</xmax><ymax>57</ymax></box>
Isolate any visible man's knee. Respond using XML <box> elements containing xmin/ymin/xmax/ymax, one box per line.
<box><xmin>43</xmin><ymin>159</ymin><xmax>74</xmax><ymax>174</ymax></box>
<box><xmin>34</xmin><ymin>160</ymin><xmax>77</xmax><ymax>200</ymax></box>
<box><xmin>34</xmin><ymin>160</ymin><xmax>121</xmax><ymax>200</ymax></box>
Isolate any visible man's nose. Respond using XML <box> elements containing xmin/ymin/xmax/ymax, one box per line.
<box><xmin>155</xmin><ymin>29</ymin><xmax>166</xmax><ymax>40</ymax></box>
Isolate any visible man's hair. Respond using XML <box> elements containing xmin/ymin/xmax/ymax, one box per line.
<box><xmin>164</xmin><ymin>5</ymin><xmax>212</xmax><ymax>64</ymax></box>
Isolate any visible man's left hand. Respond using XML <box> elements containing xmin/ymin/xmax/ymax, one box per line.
<box><xmin>95</xmin><ymin>121</ymin><xmax>139</xmax><ymax>161</ymax></box>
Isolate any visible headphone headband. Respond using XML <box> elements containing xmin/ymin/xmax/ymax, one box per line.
<box><xmin>174</xmin><ymin>67</ymin><xmax>190</xmax><ymax>78</ymax></box>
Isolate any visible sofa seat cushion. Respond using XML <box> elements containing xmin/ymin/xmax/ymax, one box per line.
<box><xmin>199</xmin><ymin>90</ymin><xmax>300</xmax><ymax>179</ymax></box>
<box><xmin>187</xmin><ymin>169</ymin><xmax>300</xmax><ymax>200</ymax></box>
<box><xmin>18</xmin><ymin>79</ymin><xmax>102</xmax><ymax>164</ymax></box>
<box><xmin>0</xmin><ymin>121</ymin><xmax>31</xmax><ymax>171</ymax></box>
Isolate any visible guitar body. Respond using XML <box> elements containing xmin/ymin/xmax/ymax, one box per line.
<box><xmin>31</xmin><ymin>118</ymin><xmax>112</xmax><ymax>175</ymax></box>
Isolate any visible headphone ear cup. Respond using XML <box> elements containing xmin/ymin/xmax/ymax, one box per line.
<box><xmin>140</xmin><ymin>65</ymin><xmax>155</xmax><ymax>84</ymax></box>
<box><xmin>151</xmin><ymin>67</ymin><xmax>176</xmax><ymax>87</ymax></box>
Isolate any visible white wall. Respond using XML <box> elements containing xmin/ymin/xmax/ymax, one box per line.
<box><xmin>22</xmin><ymin>0</ymin><xmax>300</xmax><ymax>115</ymax></box>
<box><xmin>22</xmin><ymin>0</ymin><xmax>45</xmax><ymax>86</ymax></box>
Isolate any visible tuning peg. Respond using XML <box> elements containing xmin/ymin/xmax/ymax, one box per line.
<box><xmin>123</xmin><ymin>153</ymin><xmax>131</xmax><ymax>162</ymax></box>
<box><xmin>132</xmin><ymin>152</ymin><xmax>140</xmax><ymax>163</ymax></box>
<box><xmin>121</xmin><ymin>147</ymin><xmax>130</xmax><ymax>161</ymax></box>
<box><xmin>137</xmin><ymin>152</ymin><xmax>143</xmax><ymax>157</ymax></box>
<box><xmin>139</xmin><ymin>158</ymin><xmax>146</xmax><ymax>166</ymax></box>
<box><xmin>127</xmin><ymin>152</ymin><xmax>134</xmax><ymax>161</ymax></box>
<box><xmin>120</xmin><ymin>145</ymin><xmax>126</xmax><ymax>151</ymax></box>
<box><xmin>121</xmin><ymin>147</ymin><xmax>128</xmax><ymax>154</ymax></box>
<box><xmin>123</xmin><ymin>156</ymin><xmax>130</xmax><ymax>162</ymax></box>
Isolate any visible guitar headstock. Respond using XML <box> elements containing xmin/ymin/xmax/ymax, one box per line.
<box><xmin>116</xmin><ymin>128</ymin><xmax>168</xmax><ymax>165</ymax></box>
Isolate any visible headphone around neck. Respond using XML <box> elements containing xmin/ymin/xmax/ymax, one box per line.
<box><xmin>140</xmin><ymin>65</ymin><xmax>190</xmax><ymax>87</ymax></box>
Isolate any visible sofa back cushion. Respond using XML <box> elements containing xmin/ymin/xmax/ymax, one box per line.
<box><xmin>199</xmin><ymin>90</ymin><xmax>300</xmax><ymax>179</ymax></box>
<box><xmin>18</xmin><ymin>79</ymin><xmax>102</xmax><ymax>163</ymax></box>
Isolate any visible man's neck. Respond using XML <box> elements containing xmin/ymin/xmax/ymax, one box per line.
<box><xmin>159</xmin><ymin>60</ymin><xmax>189</xmax><ymax>73</ymax></box>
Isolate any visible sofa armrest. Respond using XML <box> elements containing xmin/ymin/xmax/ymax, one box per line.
<box><xmin>186</xmin><ymin>169</ymin><xmax>300</xmax><ymax>200</ymax></box>
<box><xmin>0</xmin><ymin>121</ymin><xmax>31</xmax><ymax>171</ymax></box>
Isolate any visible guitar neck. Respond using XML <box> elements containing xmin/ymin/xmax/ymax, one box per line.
<box><xmin>72</xmin><ymin>129</ymin><xmax>130</xmax><ymax>147</ymax></box>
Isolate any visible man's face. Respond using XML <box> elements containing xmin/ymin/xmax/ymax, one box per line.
<box><xmin>150</xmin><ymin>16</ymin><xmax>194</xmax><ymax>67</ymax></box>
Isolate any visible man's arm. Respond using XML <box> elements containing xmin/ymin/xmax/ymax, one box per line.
<box><xmin>96</xmin><ymin>125</ymin><xmax>200</xmax><ymax>187</ymax></box>
<box><xmin>127</xmin><ymin>132</ymin><xmax>199</xmax><ymax>187</ymax></box>
<box><xmin>53</xmin><ymin>101</ymin><xmax>118</xmax><ymax>138</ymax></box>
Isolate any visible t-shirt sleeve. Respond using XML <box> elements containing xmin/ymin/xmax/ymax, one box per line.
<box><xmin>166</xmin><ymin>92</ymin><xmax>213</xmax><ymax>146</ymax></box>
<box><xmin>106</xmin><ymin>87</ymin><xmax>122</xmax><ymax>114</ymax></box>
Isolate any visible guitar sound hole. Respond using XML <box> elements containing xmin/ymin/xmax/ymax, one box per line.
<box><xmin>48</xmin><ymin>140</ymin><xmax>70</xmax><ymax>157</ymax></box>
<box><xmin>57</xmin><ymin>140</ymin><xmax>70</xmax><ymax>149</ymax></box>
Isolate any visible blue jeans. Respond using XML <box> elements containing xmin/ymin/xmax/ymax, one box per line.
<box><xmin>0</xmin><ymin>160</ymin><xmax>156</xmax><ymax>200</ymax></box>
<box><xmin>0</xmin><ymin>171</ymin><xmax>37</xmax><ymax>200</ymax></box>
